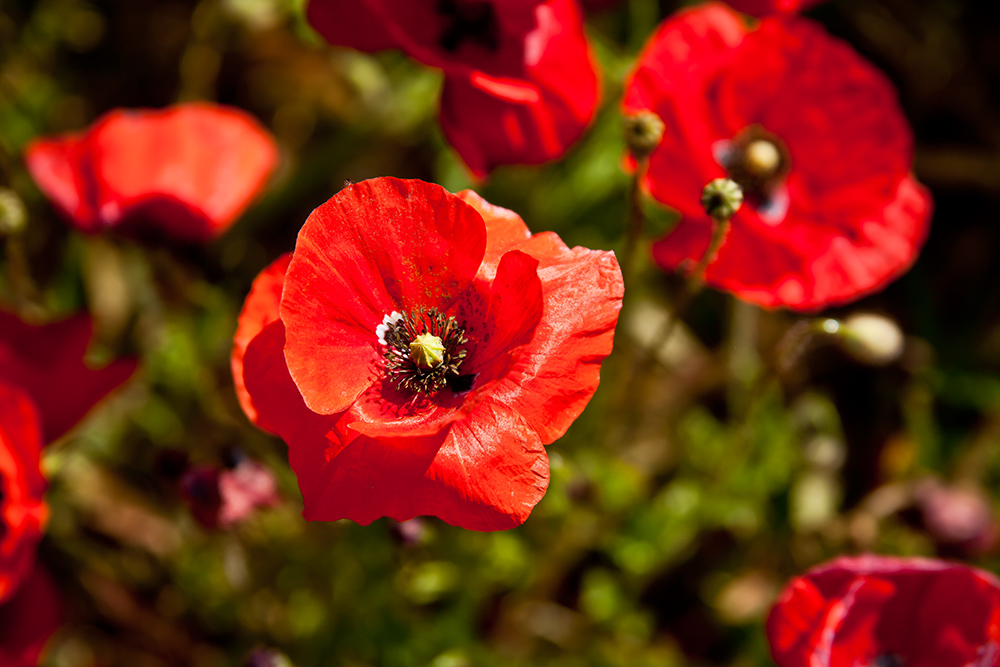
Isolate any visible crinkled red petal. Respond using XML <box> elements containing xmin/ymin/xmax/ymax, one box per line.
<box><xmin>242</xmin><ymin>320</ymin><xmax>337</xmax><ymax>445</ymax></box>
<box><xmin>232</xmin><ymin>253</ymin><xmax>292</xmax><ymax>428</ymax></box>
<box><xmin>0</xmin><ymin>381</ymin><xmax>47</xmax><ymax>606</ymax></box>
<box><xmin>280</xmin><ymin>178</ymin><xmax>487</xmax><ymax>415</ymax></box>
<box><xmin>0</xmin><ymin>566</ymin><xmax>63</xmax><ymax>667</ymax></box>
<box><xmin>289</xmin><ymin>398</ymin><xmax>548</xmax><ymax>531</ymax></box>
<box><xmin>24</xmin><ymin>102</ymin><xmax>278</xmax><ymax>242</ymax></box>
<box><xmin>459</xmin><ymin>191</ymin><xmax>623</xmax><ymax>444</ymax></box>
<box><xmin>0</xmin><ymin>310</ymin><xmax>136</xmax><ymax>443</ymax></box>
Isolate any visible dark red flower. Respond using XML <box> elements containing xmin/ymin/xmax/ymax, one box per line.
<box><xmin>767</xmin><ymin>555</ymin><xmax>1000</xmax><ymax>667</ymax></box>
<box><xmin>0</xmin><ymin>381</ymin><xmax>47</xmax><ymax>606</ymax></box>
<box><xmin>307</xmin><ymin>0</ymin><xmax>600</xmax><ymax>177</ymax></box>
<box><xmin>0</xmin><ymin>566</ymin><xmax>63</xmax><ymax>667</ymax></box>
<box><xmin>727</xmin><ymin>0</ymin><xmax>824</xmax><ymax>15</ymax></box>
<box><xmin>0</xmin><ymin>310</ymin><xmax>136</xmax><ymax>443</ymax></box>
<box><xmin>623</xmin><ymin>4</ymin><xmax>932</xmax><ymax>310</ymax></box>
<box><xmin>24</xmin><ymin>102</ymin><xmax>279</xmax><ymax>243</ymax></box>
<box><xmin>232</xmin><ymin>177</ymin><xmax>622</xmax><ymax>530</ymax></box>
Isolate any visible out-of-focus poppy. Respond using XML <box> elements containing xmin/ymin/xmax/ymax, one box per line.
<box><xmin>0</xmin><ymin>567</ymin><xmax>63</xmax><ymax>666</ymax></box>
<box><xmin>0</xmin><ymin>310</ymin><xmax>136</xmax><ymax>443</ymax></box>
<box><xmin>307</xmin><ymin>0</ymin><xmax>599</xmax><ymax>177</ymax></box>
<box><xmin>0</xmin><ymin>381</ymin><xmax>47</xmax><ymax>606</ymax></box>
<box><xmin>233</xmin><ymin>177</ymin><xmax>623</xmax><ymax>530</ymax></box>
<box><xmin>767</xmin><ymin>555</ymin><xmax>1000</xmax><ymax>667</ymax></box>
<box><xmin>623</xmin><ymin>4</ymin><xmax>932</xmax><ymax>310</ymax></box>
<box><xmin>24</xmin><ymin>102</ymin><xmax>279</xmax><ymax>243</ymax></box>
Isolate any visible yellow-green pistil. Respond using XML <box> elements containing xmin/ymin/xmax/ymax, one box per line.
<box><xmin>410</xmin><ymin>333</ymin><xmax>446</xmax><ymax>369</ymax></box>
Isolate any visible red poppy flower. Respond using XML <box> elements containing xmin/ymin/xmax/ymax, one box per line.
<box><xmin>0</xmin><ymin>566</ymin><xmax>63</xmax><ymax>667</ymax></box>
<box><xmin>232</xmin><ymin>177</ymin><xmax>622</xmax><ymax>530</ymax></box>
<box><xmin>307</xmin><ymin>0</ymin><xmax>600</xmax><ymax>177</ymax></box>
<box><xmin>24</xmin><ymin>102</ymin><xmax>279</xmax><ymax>243</ymax></box>
<box><xmin>0</xmin><ymin>310</ymin><xmax>136</xmax><ymax>443</ymax></box>
<box><xmin>623</xmin><ymin>4</ymin><xmax>932</xmax><ymax>310</ymax></box>
<box><xmin>0</xmin><ymin>381</ymin><xmax>47</xmax><ymax>606</ymax></box>
<box><xmin>767</xmin><ymin>555</ymin><xmax>1000</xmax><ymax>667</ymax></box>
<box><xmin>727</xmin><ymin>0</ymin><xmax>823</xmax><ymax>15</ymax></box>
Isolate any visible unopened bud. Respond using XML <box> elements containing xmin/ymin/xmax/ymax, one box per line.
<box><xmin>410</xmin><ymin>333</ymin><xmax>445</xmax><ymax>369</ymax></box>
<box><xmin>623</xmin><ymin>111</ymin><xmax>665</xmax><ymax>159</ymax></box>
<box><xmin>0</xmin><ymin>188</ymin><xmax>27</xmax><ymax>236</ymax></box>
<box><xmin>836</xmin><ymin>313</ymin><xmax>904</xmax><ymax>366</ymax></box>
<box><xmin>701</xmin><ymin>178</ymin><xmax>743</xmax><ymax>222</ymax></box>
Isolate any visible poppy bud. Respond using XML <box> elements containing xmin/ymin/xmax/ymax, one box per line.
<box><xmin>835</xmin><ymin>313</ymin><xmax>904</xmax><ymax>366</ymax></box>
<box><xmin>0</xmin><ymin>188</ymin><xmax>26</xmax><ymax>236</ymax></box>
<box><xmin>623</xmin><ymin>111</ymin><xmax>665</xmax><ymax>159</ymax></box>
<box><xmin>410</xmin><ymin>333</ymin><xmax>446</xmax><ymax>369</ymax></box>
<box><xmin>702</xmin><ymin>178</ymin><xmax>743</xmax><ymax>222</ymax></box>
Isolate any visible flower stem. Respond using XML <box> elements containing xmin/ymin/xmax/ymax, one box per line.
<box><xmin>620</xmin><ymin>156</ymin><xmax>648</xmax><ymax>285</ymax></box>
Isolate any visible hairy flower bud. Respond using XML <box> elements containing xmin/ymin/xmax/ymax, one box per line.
<box><xmin>702</xmin><ymin>178</ymin><xmax>744</xmax><ymax>222</ymax></box>
<box><xmin>623</xmin><ymin>111</ymin><xmax>665</xmax><ymax>159</ymax></box>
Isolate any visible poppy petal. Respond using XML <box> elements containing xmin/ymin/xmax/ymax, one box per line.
<box><xmin>280</xmin><ymin>178</ymin><xmax>487</xmax><ymax>415</ymax></box>
<box><xmin>438</xmin><ymin>0</ymin><xmax>599</xmax><ymax>176</ymax></box>
<box><xmin>459</xmin><ymin>192</ymin><xmax>624</xmax><ymax>443</ymax></box>
<box><xmin>232</xmin><ymin>253</ymin><xmax>292</xmax><ymax>428</ymax></box>
<box><xmin>0</xmin><ymin>566</ymin><xmax>62</xmax><ymax>667</ymax></box>
<box><xmin>0</xmin><ymin>381</ymin><xmax>47</xmax><ymax>606</ymax></box>
<box><xmin>25</xmin><ymin>102</ymin><xmax>278</xmax><ymax>242</ymax></box>
<box><xmin>290</xmin><ymin>398</ymin><xmax>548</xmax><ymax>531</ymax></box>
<box><xmin>0</xmin><ymin>311</ymin><xmax>136</xmax><ymax>443</ymax></box>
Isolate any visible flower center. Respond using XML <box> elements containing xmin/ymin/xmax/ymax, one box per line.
<box><xmin>719</xmin><ymin>125</ymin><xmax>790</xmax><ymax>206</ymax></box>
<box><xmin>378</xmin><ymin>308</ymin><xmax>469</xmax><ymax>394</ymax></box>
<box><xmin>871</xmin><ymin>655</ymin><xmax>904</xmax><ymax>667</ymax></box>
<box><xmin>437</xmin><ymin>0</ymin><xmax>500</xmax><ymax>52</ymax></box>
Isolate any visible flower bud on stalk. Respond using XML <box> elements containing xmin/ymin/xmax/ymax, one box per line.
<box><xmin>832</xmin><ymin>313</ymin><xmax>905</xmax><ymax>366</ymax></box>
<box><xmin>623</xmin><ymin>110</ymin><xmax>665</xmax><ymax>159</ymax></box>
<box><xmin>689</xmin><ymin>178</ymin><xmax>743</xmax><ymax>287</ymax></box>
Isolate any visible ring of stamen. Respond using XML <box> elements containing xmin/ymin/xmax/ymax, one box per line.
<box><xmin>380</xmin><ymin>308</ymin><xmax>468</xmax><ymax>394</ymax></box>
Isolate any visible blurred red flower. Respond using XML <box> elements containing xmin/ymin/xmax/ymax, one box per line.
<box><xmin>727</xmin><ymin>0</ymin><xmax>823</xmax><ymax>15</ymax></box>
<box><xmin>767</xmin><ymin>555</ymin><xmax>1000</xmax><ymax>667</ymax></box>
<box><xmin>0</xmin><ymin>310</ymin><xmax>136</xmax><ymax>443</ymax></box>
<box><xmin>623</xmin><ymin>4</ymin><xmax>932</xmax><ymax>310</ymax></box>
<box><xmin>232</xmin><ymin>177</ymin><xmax>622</xmax><ymax>530</ymax></box>
<box><xmin>24</xmin><ymin>102</ymin><xmax>279</xmax><ymax>243</ymax></box>
<box><xmin>0</xmin><ymin>567</ymin><xmax>63</xmax><ymax>666</ymax></box>
<box><xmin>0</xmin><ymin>381</ymin><xmax>47</xmax><ymax>606</ymax></box>
<box><xmin>307</xmin><ymin>0</ymin><xmax>599</xmax><ymax>177</ymax></box>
